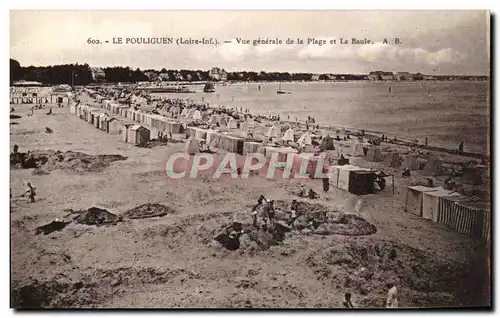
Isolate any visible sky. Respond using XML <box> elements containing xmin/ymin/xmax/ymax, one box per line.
<box><xmin>10</xmin><ymin>10</ymin><xmax>490</xmax><ymax>75</ymax></box>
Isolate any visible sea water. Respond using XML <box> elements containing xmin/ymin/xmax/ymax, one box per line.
<box><xmin>155</xmin><ymin>81</ymin><xmax>490</xmax><ymax>155</ymax></box>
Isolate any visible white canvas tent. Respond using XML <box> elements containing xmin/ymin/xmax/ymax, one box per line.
<box><xmin>186</xmin><ymin>108</ymin><xmax>196</xmax><ymax>118</ymax></box>
<box><xmin>328</xmin><ymin>164</ymin><xmax>371</xmax><ymax>191</ymax></box>
<box><xmin>298</xmin><ymin>132</ymin><xmax>312</xmax><ymax>146</ymax></box>
<box><xmin>366</xmin><ymin>147</ymin><xmax>382</xmax><ymax>162</ymax></box>
<box><xmin>402</xmin><ymin>154</ymin><xmax>419</xmax><ymax>170</ymax></box>
<box><xmin>193</xmin><ymin>110</ymin><xmax>202</xmax><ymax>121</ymax></box>
<box><xmin>282</xmin><ymin>128</ymin><xmax>295</xmax><ymax>142</ymax></box>
<box><xmin>405</xmin><ymin>185</ymin><xmax>436</xmax><ymax>216</ymax></box>
<box><xmin>350</xmin><ymin>142</ymin><xmax>365</xmax><ymax>157</ymax></box>
<box><xmin>421</xmin><ymin>186</ymin><xmax>460</xmax><ymax>222</ymax></box>
<box><xmin>228</xmin><ymin>118</ymin><xmax>238</xmax><ymax>129</ymax></box>
<box><xmin>208</xmin><ymin>115</ymin><xmax>220</xmax><ymax>125</ymax></box>
<box><xmin>267</xmin><ymin>126</ymin><xmax>280</xmax><ymax>139</ymax></box>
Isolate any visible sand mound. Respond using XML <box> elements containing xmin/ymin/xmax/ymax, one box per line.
<box><xmin>306</xmin><ymin>239</ymin><xmax>468</xmax><ymax>307</ymax></box>
<box><xmin>123</xmin><ymin>203</ymin><xmax>174</xmax><ymax>219</ymax></box>
<box><xmin>274</xmin><ymin>200</ymin><xmax>376</xmax><ymax>236</ymax></box>
<box><xmin>35</xmin><ymin>221</ymin><xmax>71</xmax><ymax>235</ymax></box>
<box><xmin>213</xmin><ymin>222</ymin><xmax>291</xmax><ymax>252</ymax></box>
<box><xmin>72</xmin><ymin>207</ymin><xmax>123</xmax><ymax>226</ymax></box>
<box><xmin>10</xmin><ymin>150</ymin><xmax>127</xmax><ymax>172</ymax></box>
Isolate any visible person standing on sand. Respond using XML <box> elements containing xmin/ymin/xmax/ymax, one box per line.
<box><xmin>322</xmin><ymin>177</ymin><xmax>330</xmax><ymax>194</ymax></box>
<box><xmin>22</xmin><ymin>182</ymin><xmax>36</xmax><ymax>203</ymax></box>
<box><xmin>343</xmin><ymin>292</ymin><xmax>354</xmax><ymax>308</ymax></box>
<box><xmin>385</xmin><ymin>283</ymin><xmax>398</xmax><ymax>308</ymax></box>
<box><xmin>458</xmin><ymin>141</ymin><xmax>464</xmax><ymax>154</ymax></box>
<box><xmin>425</xmin><ymin>137</ymin><xmax>428</xmax><ymax>146</ymax></box>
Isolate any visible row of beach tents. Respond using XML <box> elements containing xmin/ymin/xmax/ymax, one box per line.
<box><xmin>405</xmin><ymin>185</ymin><xmax>490</xmax><ymax>242</ymax></box>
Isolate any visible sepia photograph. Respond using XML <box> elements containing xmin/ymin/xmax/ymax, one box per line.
<box><xmin>9</xmin><ymin>10</ymin><xmax>491</xmax><ymax>309</ymax></box>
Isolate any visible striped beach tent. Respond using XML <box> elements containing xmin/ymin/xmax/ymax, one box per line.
<box><xmin>438</xmin><ymin>196</ymin><xmax>490</xmax><ymax>241</ymax></box>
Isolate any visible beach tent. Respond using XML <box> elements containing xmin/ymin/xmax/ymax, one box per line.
<box><xmin>349</xmin><ymin>170</ymin><xmax>376</xmax><ymax>195</ymax></box>
<box><xmin>421</xmin><ymin>187</ymin><xmax>460</xmax><ymax>222</ymax></box>
<box><xmin>460</xmin><ymin>167</ymin><xmax>484</xmax><ymax>185</ymax></box>
<box><xmin>228</xmin><ymin>118</ymin><xmax>238</xmax><ymax>129</ymax></box>
<box><xmin>438</xmin><ymin>196</ymin><xmax>490</xmax><ymax>240</ymax></box>
<box><xmin>193</xmin><ymin>110</ymin><xmax>203</xmax><ymax>121</ymax></box>
<box><xmin>103</xmin><ymin>100</ymin><xmax>112</xmax><ymax>110</ymax></box>
<box><xmin>298</xmin><ymin>132</ymin><xmax>313</xmax><ymax>146</ymax></box>
<box><xmin>282</xmin><ymin>128</ymin><xmax>295</xmax><ymax>142</ymax></box>
<box><xmin>404</xmin><ymin>185</ymin><xmax>437</xmax><ymax>216</ymax></box>
<box><xmin>240</xmin><ymin>121</ymin><xmax>249</xmax><ymax>133</ymax></box>
<box><xmin>218</xmin><ymin>116</ymin><xmax>228</xmax><ymax>127</ymax></box>
<box><xmin>186</xmin><ymin>108</ymin><xmax>196</xmax><ymax>118</ymax></box>
<box><xmin>267</xmin><ymin>126</ymin><xmax>280</xmax><ymax>139</ymax></box>
<box><xmin>365</xmin><ymin>147</ymin><xmax>382</xmax><ymax>162</ymax></box>
<box><xmin>265</xmin><ymin>147</ymin><xmax>298</xmax><ymax>169</ymax></box>
<box><xmin>350</xmin><ymin>142</ymin><xmax>365</xmax><ymax>157</ymax></box>
<box><xmin>195</xmin><ymin>128</ymin><xmax>209</xmax><ymax>140</ymax></box>
<box><xmin>319</xmin><ymin>135</ymin><xmax>335</xmax><ymax>150</ymax></box>
<box><xmin>423</xmin><ymin>155</ymin><xmax>443</xmax><ymax>176</ymax></box>
<box><xmin>208</xmin><ymin>115</ymin><xmax>220</xmax><ymax>125</ymax></box>
<box><xmin>69</xmin><ymin>103</ymin><xmax>76</xmax><ymax>114</ymax></box>
<box><xmin>402</xmin><ymin>154</ymin><xmax>419</xmax><ymax>170</ymax></box>
<box><xmin>93</xmin><ymin>113</ymin><xmax>101</xmax><ymax>128</ymax></box>
<box><xmin>106</xmin><ymin>117</ymin><xmax>122</xmax><ymax>135</ymax></box>
<box><xmin>186</xmin><ymin>136</ymin><xmax>201</xmax><ymax>155</ymax></box>
<box><xmin>206</xmin><ymin>130</ymin><xmax>220</xmax><ymax>147</ymax></box>
<box><xmin>90</xmin><ymin>110</ymin><xmax>100</xmax><ymax>125</ymax></box>
<box><xmin>98</xmin><ymin>113</ymin><xmax>107</xmax><ymax>130</ymax></box>
<box><xmin>384</xmin><ymin>152</ymin><xmax>403</xmax><ymax>168</ymax></box>
<box><xmin>122</xmin><ymin>123</ymin><xmax>135</xmax><ymax>142</ymax></box>
<box><xmin>127</xmin><ymin>125</ymin><xmax>150</xmax><ymax>145</ymax></box>
<box><xmin>328</xmin><ymin>164</ymin><xmax>372</xmax><ymax>193</ymax></box>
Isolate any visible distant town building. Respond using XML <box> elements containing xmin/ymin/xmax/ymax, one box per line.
<box><xmin>395</xmin><ymin>72</ymin><xmax>413</xmax><ymax>81</ymax></box>
<box><xmin>311</xmin><ymin>74</ymin><xmax>320</xmax><ymax>81</ymax></box>
<box><xmin>144</xmin><ymin>71</ymin><xmax>158</xmax><ymax>82</ymax></box>
<box><xmin>368</xmin><ymin>71</ymin><xmax>394</xmax><ymax>81</ymax></box>
<box><xmin>209</xmin><ymin>67</ymin><xmax>228</xmax><ymax>81</ymax></box>
<box><xmin>91</xmin><ymin>67</ymin><xmax>106</xmax><ymax>82</ymax></box>
<box><xmin>424</xmin><ymin>75</ymin><xmax>438</xmax><ymax>81</ymax></box>
<box><xmin>159</xmin><ymin>73</ymin><xmax>170</xmax><ymax>81</ymax></box>
<box><xmin>175</xmin><ymin>72</ymin><xmax>184</xmax><ymax>81</ymax></box>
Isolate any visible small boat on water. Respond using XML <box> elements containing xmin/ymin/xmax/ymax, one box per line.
<box><xmin>277</xmin><ymin>83</ymin><xmax>291</xmax><ymax>95</ymax></box>
<box><xmin>204</xmin><ymin>82</ymin><xmax>216</xmax><ymax>93</ymax></box>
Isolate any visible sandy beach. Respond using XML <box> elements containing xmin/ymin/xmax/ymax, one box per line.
<box><xmin>10</xmin><ymin>88</ymin><xmax>490</xmax><ymax>308</ymax></box>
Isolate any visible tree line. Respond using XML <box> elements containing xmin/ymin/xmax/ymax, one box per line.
<box><xmin>10</xmin><ymin>59</ymin><xmax>488</xmax><ymax>85</ymax></box>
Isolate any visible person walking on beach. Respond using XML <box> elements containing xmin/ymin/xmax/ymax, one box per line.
<box><xmin>343</xmin><ymin>292</ymin><xmax>355</xmax><ymax>308</ymax></box>
<box><xmin>322</xmin><ymin>177</ymin><xmax>330</xmax><ymax>194</ymax></box>
<box><xmin>385</xmin><ymin>283</ymin><xmax>399</xmax><ymax>308</ymax></box>
<box><xmin>458</xmin><ymin>141</ymin><xmax>464</xmax><ymax>154</ymax></box>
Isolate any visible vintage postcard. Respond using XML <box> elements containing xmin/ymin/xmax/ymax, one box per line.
<box><xmin>10</xmin><ymin>10</ymin><xmax>491</xmax><ymax>309</ymax></box>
